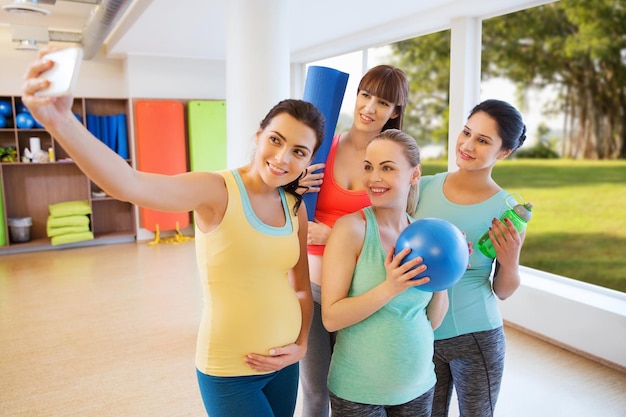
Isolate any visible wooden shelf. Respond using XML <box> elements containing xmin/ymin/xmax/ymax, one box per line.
<box><xmin>0</xmin><ymin>96</ymin><xmax>135</xmax><ymax>254</ymax></box>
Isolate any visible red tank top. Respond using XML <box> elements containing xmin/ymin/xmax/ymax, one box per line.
<box><xmin>307</xmin><ymin>134</ymin><xmax>370</xmax><ymax>256</ymax></box>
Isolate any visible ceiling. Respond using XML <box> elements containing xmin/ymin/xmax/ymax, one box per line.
<box><xmin>0</xmin><ymin>0</ymin><xmax>555</xmax><ymax>63</ymax></box>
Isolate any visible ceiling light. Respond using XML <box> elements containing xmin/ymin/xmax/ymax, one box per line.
<box><xmin>2</xmin><ymin>0</ymin><xmax>51</xmax><ymax>16</ymax></box>
<box><xmin>15</xmin><ymin>39</ymin><xmax>40</xmax><ymax>51</ymax></box>
<box><xmin>11</xmin><ymin>24</ymin><xmax>49</xmax><ymax>51</ymax></box>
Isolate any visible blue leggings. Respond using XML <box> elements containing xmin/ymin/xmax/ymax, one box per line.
<box><xmin>431</xmin><ymin>327</ymin><xmax>506</xmax><ymax>417</ymax></box>
<box><xmin>196</xmin><ymin>363</ymin><xmax>299</xmax><ymax>417</ymax></box>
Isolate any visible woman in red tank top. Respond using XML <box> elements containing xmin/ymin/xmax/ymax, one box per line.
<box><xmin>299</xmin><ymin>65</ymin><xmax>409</xmax><ymax>417</ymax></box>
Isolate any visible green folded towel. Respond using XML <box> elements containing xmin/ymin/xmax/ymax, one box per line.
<box><xmin>51</xmin><ymin>231</ymin><xmax>94</xmax><ymax>246</ymax></box>
<box><xmin>49</xmin><ymin>200</ymin><xmax>92</xmax><ymax>218</ymax></box>
<box><xmin>47</xmin><ymin>215</ymin><xmax>90</xmax><ymax>229</ymax></box>
<box><xmin>47</xmin><ymin>225</ymin><xmax>91</xmax><ymax>238</ymax></box>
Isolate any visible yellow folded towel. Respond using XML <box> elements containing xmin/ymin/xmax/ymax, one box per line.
<box><xmin>48</xmin><ymin>200</ymin><xmax>92</xmax><ymax>218</ymax></box>
<box><xmin>47</xmin><ymin>215</ymin><xmax>90</xmax><ymax>229</ymax></box>
<box><xmin>51</xmin><ymin>231</ymin><xmax>94</xmax><ymax>246</ymax></box>
<box><xmin>47</xmin><ymin>225</ymin><xmax>90</xmax><ymax>238</ymax></box>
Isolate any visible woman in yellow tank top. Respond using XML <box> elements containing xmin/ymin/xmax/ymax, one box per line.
<box><xmin>22</xmin><ymin>50</ymin><xmax>325</xmax><ymax>417</ymax></box>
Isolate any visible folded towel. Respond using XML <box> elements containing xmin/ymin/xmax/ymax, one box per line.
<box><xmin>49</xmin><ymin>200</ymin><xmax>92</xmax><ymax>218</ymax></box>
<box><xmin>47</xmin><ymin>225</ymin><xmax>90</xmax><ymax>238</ymax></box>
<box><xmin>47</xmin><ymin>215</ymin><xmax>90</xmax><ymax>229</ymax></box>
<box><xmin>51</xmin><ymin>231</ymin><xmax>94</xmax><ymax>246</ymax></box>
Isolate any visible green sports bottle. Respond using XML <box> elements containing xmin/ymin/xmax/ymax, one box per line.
<box><xmin>477</xmin><ymin>195</ymin><xmax>533</xmax><ymax>259</ymax></box>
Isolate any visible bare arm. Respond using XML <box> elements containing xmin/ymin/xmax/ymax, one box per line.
<box><xmin>321</xmin><ymin>214</ymin><xmax>430</xmax><ymax>332</ymax></box>
<box><xmin>426</xmin><ymin>291</ymin><xmax>449</xmax><ymax>329</ymax></box>
<box><xmin>289</xmin><ymin>203</ymin><xmax>314</xmax><ymax>352</ymax></box>
<box><xmin>21</xmin><ymin>49</ymin><xmax>222</xmax><ymax>218</ymax></box>
<box><xmin>490</xmin><ymin>218</ymin><xmax>525</xmax><ymax>299</ymax></box>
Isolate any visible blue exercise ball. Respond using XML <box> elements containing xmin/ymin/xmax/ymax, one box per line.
<box><xmin>394</xmin><ymin>218</ymin><xmax>469</xmax><ymax>292</ymax></box>
<box><xmin>0</xmin><ymin>100</ymin><xmax>12</xmax><ymax>117</ymax></box>
<box><xmin>16</xmin><ymin>112</ymin><xmax>35</xmax><ymax>129</ymax></box>
<box><xmin>17</xmin><ymin>103</ymin><xmax>29</xmax><ymax>114</ymax></box>
<box><xmin>0</xmin><ymin>116</ymin><xmax>6</xmax><ymax>128</ymax></box>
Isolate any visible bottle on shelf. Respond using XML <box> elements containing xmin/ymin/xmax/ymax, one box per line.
<box><xmin>477</xmin><ymin>194</ymin><xmax>533</xmax><ymax>259</ymax></box>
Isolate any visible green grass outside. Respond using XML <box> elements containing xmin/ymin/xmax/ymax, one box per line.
<box><xmin>420</xmin><ymin>159</ymin><xmax>626</xmax><ymax>293</ymax></box>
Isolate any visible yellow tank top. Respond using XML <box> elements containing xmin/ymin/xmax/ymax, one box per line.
<box><xmin>194</xmin><ymin>170</ymin><xmax>302</xmax><ymax>376</ymax></box>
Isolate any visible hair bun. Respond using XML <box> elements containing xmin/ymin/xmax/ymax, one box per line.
<box><xmin>518</xmin><ymin>125</ymin><xmax>527</xmax><ymax>148</ymax></box>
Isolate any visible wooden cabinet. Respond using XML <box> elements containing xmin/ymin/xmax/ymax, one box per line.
<box><xmin>0</xmin><ymin>96</ymin><xmax>135</xmax><ymax>254</ymax></box>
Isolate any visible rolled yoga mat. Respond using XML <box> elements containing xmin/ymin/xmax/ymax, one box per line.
<box><xmin>301</xmin><ymin>66</ymin><xmax>349</xmax><ymax>221</ymax></box>
<box><xmin>135</xmin><ymin>100</ymin><xmax>190</xmax><ymax>232</ymax></box>
<box><xmin>188</xmin><ymin>100</ymin><xmax>227</xmax><ymax>172</ymax></box>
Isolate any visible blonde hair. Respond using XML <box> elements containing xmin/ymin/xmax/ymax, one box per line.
<box><xmin>369</xmin><ymin>129</ymin><xmax>421</xmax><ymax>217</ymax></box>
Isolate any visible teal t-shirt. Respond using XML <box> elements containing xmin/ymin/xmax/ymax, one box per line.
<box><xmin>327</xmin><ymin>207</ymin><xmax>436</xmax><ymax>405</ymax></box>
<box><xmin>415</xmin><ymin>172</ymin><xmax>509</xmax><ymax>340</ymax></box>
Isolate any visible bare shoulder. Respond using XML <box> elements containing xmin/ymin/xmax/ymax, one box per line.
<box><xmin>192</xmin><ymin>171</ymin><xmax>229</xmax><ymax>232</ymax></box>
<box><xmin>331</xmin><ymin>211</ymin><xmax>367</xmax><ymax>242</ymax></box>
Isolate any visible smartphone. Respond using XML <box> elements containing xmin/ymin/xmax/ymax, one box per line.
<box><xmin>35</xmin><ymin>47</ymin><xmax>84</xmax><ymax>97</ymax></box>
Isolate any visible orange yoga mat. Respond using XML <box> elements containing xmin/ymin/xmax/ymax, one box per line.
<box><xmin>134</xmin><ymin>100</ymin><xmax>189</xmax><ymax>232</ymax></box>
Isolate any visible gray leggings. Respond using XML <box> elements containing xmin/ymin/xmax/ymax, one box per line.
<box><xmin>300</xmin><ymin>282</ymin><xmax>334</xmax><ymax>417</ymax></box>
<box><xmin>431</xmin><ymin>327</ymin><xmax>506</xmax><ymax>417</ymax></box>
<box><xmin>330</xmin><ymin>386</ymin><xmax>435</xmax><ymax>417</ymax></box>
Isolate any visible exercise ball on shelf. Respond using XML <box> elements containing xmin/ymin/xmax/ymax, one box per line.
<box><xmin>0</xmin><ymin>100</ymin><xmax>12</xmax><ymax>116</ymax></box>
<box><xmin>16</xmin><ymin>112</ymin><xmax>35</xmax><ymax>129</ymax></box>
<box><xmin>16</xmin><ymin>103</ymin><xmax>29</xmax><ymax>114</ymax></box>
<box><xmin>0</xmin><ymin>116</ymin><xmax>6</xmax><ymax>128</ymax></box>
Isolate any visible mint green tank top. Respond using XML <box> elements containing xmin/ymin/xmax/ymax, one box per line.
<box><xmin>327</xmin><ymin>207</ymin><xmax>436</xmax><ymax>405</ymax></box>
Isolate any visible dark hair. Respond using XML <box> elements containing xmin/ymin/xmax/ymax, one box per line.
<box><xmin>369</xmin><ymin>129</ymin><xmax>421</xmax><ymax>217</ymax></box>
<box><xmin>259</xmin><ymin>99</ymin><xmax>325</xmax><ymax>214</ymax></box>
<box><xmin>468</xmin><ymin>99</ymin><xmax>527</xmax><ymax>153</ymax></box>
<box><xmin>358</xmin><ymin>65</ymin><xmax>409</xmax><ymax>131</ymax></box>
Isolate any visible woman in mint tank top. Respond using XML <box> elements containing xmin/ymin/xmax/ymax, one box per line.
<box><xmin>322</xmin><ymin>129</ymin><xmax>449</xmax><ymax>416</ymax></box>
<box><xmin>23</xmin><ymin>55</ymin><xmax>326</xmax><ymax>417</ymax></box>
<box><xmin>414</xmin><ymin>99</ymin><xmax>528</xmax><ymax>417</ymax></box>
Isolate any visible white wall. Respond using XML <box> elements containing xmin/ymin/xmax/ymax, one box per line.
<box><xmin>125</xmin><ymin>55</ymin><xmax>226</xmax><ymax>99</ymax></box>
<box><xmin>0</xmin><ymin>31</ymin><xmax>126</xmax><ymax>98</ymax></box>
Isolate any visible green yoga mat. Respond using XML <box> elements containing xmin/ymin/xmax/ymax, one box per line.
<box><xmin>0</xmin><ymin>181</ymin><xmax>5</xmax><ymax>246</ymax></box>
<box><xmin>188</xmin><ymin>100</ymin><xmax>227</xmax><ymax>172</ymax></box>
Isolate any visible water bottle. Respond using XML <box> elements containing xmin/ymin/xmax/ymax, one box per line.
<box><xmin>477</xmin><ymin>194</ymin><xmax>533</xmax><ymax>258</ymax></box>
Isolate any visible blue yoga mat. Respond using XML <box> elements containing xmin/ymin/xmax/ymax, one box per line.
<box><xmin>85</xmin><ymin>113</ymin><xmax>129</xmax><ymax>158</ymax></box>
<box><xmin>301</xmin><ymin>66</ymin><xmax>349</xmax><ymax>221</ymax></box>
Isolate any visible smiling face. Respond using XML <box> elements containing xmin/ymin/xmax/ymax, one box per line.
<box><xmin>362</xmin><ymin>139</ymin><xmax>419</xmax><ymax>209</ymax></box>
<box><xmin>353</xmin><ymin>90</ymin><xmax>399</xmax><ymax>135</ymax></box>
<box><xmin>254</xmin><ymin>112</ymin><xmax>317</xmax><ymax>188</ymax></box>
<box><xmin>456</xmin><ymin>111</ymin><xmax>512</xmax><ymax>171</ymax></box>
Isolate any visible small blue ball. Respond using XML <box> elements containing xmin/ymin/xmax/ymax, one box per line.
<box><xmin>16</xmin><ymin>112</ymin><xmax>35</xmax><ymax>129</ymax></box>
<box><xmin>0</xmin><ymin>100</ymin><xmax>12</xmax><ymax>117</ymax></box>
<box><xmin>394</xmin><ymin>218</ymin><xmax>469</xmax><ymax>292</ymax></box>
<box><xmin>0</xmin><ymin>116</ymin><xmax>6</xmax><ymax>129</ymax></box>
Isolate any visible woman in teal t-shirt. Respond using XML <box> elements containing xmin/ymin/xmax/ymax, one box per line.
<box><xmin>414</xmin><ymin>99</ymin><xmax>527</xmax><ymax>417</ymax></box>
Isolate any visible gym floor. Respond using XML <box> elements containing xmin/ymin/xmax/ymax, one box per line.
<box><xmin>1</xmin><ymin>241</ymin><xmax>624</xmax><ymax>416</ymax></box>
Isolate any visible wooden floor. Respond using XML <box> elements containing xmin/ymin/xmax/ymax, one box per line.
<box><xmin>1</xmin><ymin>241</ymin><xmax>625</xmax><ymax>417</ymax></box>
